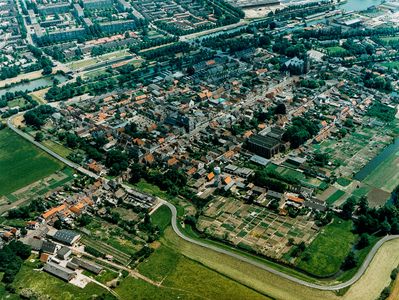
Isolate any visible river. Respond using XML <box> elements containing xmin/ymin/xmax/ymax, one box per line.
<box><xmin>0</xmin><ymin>74</ymin><xmax>68</xmax><ymax>98</ymax></box>
<box><xmin>354</xmin><ymin>137</ymin><xmax>399</xmax><ymax>181</ymax></box>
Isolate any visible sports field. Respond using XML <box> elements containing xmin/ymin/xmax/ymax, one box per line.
<box><xmin>327</xmin><ymin>46</ymin><xmax>346</xmax><ymax>54</ymax></box>
<box><xmin>0</xmin><ymin>128</ymin><xmax>64</xmax><ymax>197</ymax></box>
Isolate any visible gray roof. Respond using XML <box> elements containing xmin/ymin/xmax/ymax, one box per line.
<box><xmin>57</xmin><ymin>246</ymin><xmax>71</xmax><ymax>258</ymax></box>
<box><xmin>71</xmin><ymin>257</ymin><xmax>103</xmax><ymax>274</ymax></box>
<box><xmin>53</xmin><ymin>229</ymin><xmax>80</xmax><ymax>245</ymax></box>
<box><xmin>250</xmin><ymin>155</ymin><xmax>271</xmax><ymax>166</ymax></box>
<box><xmin>67</xmin><ymin>261</ymin><xmax>78</xmax><ymax>270</ymax></box>
<box><xmin>44</xmin><ymin>262</ymin><xmax>76</xmax><ymax>281</ymax></box>
<box><xmin>27</xmin><ymin>238</ymin><xmax>43</xmax><ymax>250</ymax></box>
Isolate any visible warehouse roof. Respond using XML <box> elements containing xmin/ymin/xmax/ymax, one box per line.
<box><xmin>53</xmin><ymin>229</ymin><xmax>81</xmax><ymax>245</ymax></box>
<box><xmin>44</xmin><ymin>262</ymin><xmax>76</xmax><ymax>281</ymax></box>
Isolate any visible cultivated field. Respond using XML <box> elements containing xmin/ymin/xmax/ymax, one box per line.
<box><xmin>363</xmin><ymin>150</ymin><xmax>399</xmax><ymax>192</ymax></box>
<box><xmin>0</xmin><ymin>128</ymin><xmax>64</xmax><ymax>198</ymax></box>
<box><xmin>0</xmin><ymin>169</ymin><xmax>74</xmax><ymax>216</ymax></box>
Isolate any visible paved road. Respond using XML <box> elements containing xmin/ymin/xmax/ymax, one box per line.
<box><xmin>8</xmin><ymin>113</ymin><xmax>399</xmax><ymax>291</ymax></box>
<box><xmin>161</xmin><ymin>200</ymin><xmax>399</xmax><ymax>291</ymax></box>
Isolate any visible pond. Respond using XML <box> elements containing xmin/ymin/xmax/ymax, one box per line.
<box><xmin>0</xmin><ymin>74</ymin><xmax>68</xmax><ymax>98</ymax></box>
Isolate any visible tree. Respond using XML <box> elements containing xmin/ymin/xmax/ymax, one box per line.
<box><xmin>54</xmin><ymin>220</ymin><xmax>62</xmax><ymax>230</ymax></box>
<box><xmin>77</xmin><ymin>213</ymin><xmax>92</xmax><ymax>226</ymax></box>
<box><xmin>338</xmin><ymin>128</ymin><xmax>348</xmax><ymax>137</ymax></box>
<box><xmin>357</xmin><ymin>233</ymin><xmax>371</xmax><ymax>249</ymax></box>
<box><xmin>380</xmin><ymin>220</ymin><xmax>391</xmax><ymax>234</ymax></box>
<box><xmin>344</xmin><ymin>251</ymin><xmax>358</xmax><ymax>269</ymax></box>
<box><xmin>288</xmin><ymin>238</ymin><xmax>295</xmax><ymax>245</ymax></box>
<box><xmin>342</xmin><ymin>196</ymin><xmax>357</xmax><ymax>217</ymax></box>
<box><xmin>344</xmin><ymin>119</ymin><xmax>354</xmax><ymax>127</ymax></box>
<box><xmin>274</xmin><ymin>103</ymin><xmax>286</xmax><ymax>115</ymax></box>
<box><xmin>130</xmin><ymin>163</ymin><xmax>144</xmax><ymax>183</ymax></box>
<box><xmin>66</xmin><ymin>133</ymin><xmax>78</xmax><ymax>148</ymax></box>
<box><xmin>21</xmin><ymin>228</ymin><xmax>27</xmax><ymax>236</ymax></box>
<box><xmin>187</xmin><ymin>65</ymin><xmax>195</xmax><ymax>76</ymax></box>
<box><xmin>34</xmin><ymin>132</ymin><xmax>43</xmax><ymax>142</ymax></box>
<box><xmin>42</xmin><ymin>66</ymin><xmax>52</xmax><ymax>75</ymax></box>
<box><xmin>391</xmin><ymin>221</ymin><xmax>399</xmax><ymax>234</ymax></box>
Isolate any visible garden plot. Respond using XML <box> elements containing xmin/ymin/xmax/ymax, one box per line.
<box><xmin>81</xmin><ymin>236</ymin><xmax>131</xmax><ymax>265</ymax></box>
<box><xmin>199</xmin><ymin>197</ymin><xmax>319</xmax><ymax>261</ymax></box>
<box><xmin>307</xmin><ymin>126</ymin><xmax>391</xmax><ymax>178</ymax></box>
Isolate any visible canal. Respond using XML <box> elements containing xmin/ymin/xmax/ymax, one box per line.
<box><xmin>354</xmin><ymin>137</ymin><xmax>399</xmax><ymax>181</ymax></box>
<box><xmin>0</xmin><ymin>74</ymin><xmax>68</xmax><ymax>98</ymax></box>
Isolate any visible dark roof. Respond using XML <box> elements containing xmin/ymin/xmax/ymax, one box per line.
<box><xmin>248</xmin><ymin>134</ymin><xmax>279</xmax><ymax>148</ymax></box>
<box><xmin>53</xmin><ymin>229</ymin><xmax>80</xmax><ymax>245</ymax></box>
<box><xmin>266</xmin><ymin>190</ymin><xmax>283</xmax><ymax>199</ymax></box>
<box><xmin>71</xmin><ymin>257</ymin><xmax>103</xmax><ymax>274</ymax></box>
<box><xmin>43</xmin><ymin>262</ymin><xmax>76</xmax><ymax>281</ymax></box>
<box><xmin>42</xmin><ymin>241</ymin><xmax>57</xmax><ymax>254</ymax></box>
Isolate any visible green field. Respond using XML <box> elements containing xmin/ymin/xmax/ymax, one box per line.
<box><xmin>363</xmin><ymin>150</ymin><xmax>399</xmax><ymax>192</ymax></box>
<box><xmin>327</xmin><ymin>46</ymin><xmax>346</xmax><ymax>54</ymax></box>
<box><xmin>137</xmin><ymin>246</ymin><xmax>181</xmax><ymax>282</ymax></box>
<box><xmin>336</xmin><ymin>177</ymin><xmax>352</xmax><ymax>187</ymax></box>
<box><xmin>381</xmin><ymin>36</ymin><xmax>399</xmax><ymax>42</ymax></box>
<box><xmin>296</xmin><ymin>217</ymin><xmax>357</xmax><ymax>277</ymax></box>
<box><xmin>325</xmin><ymin>190</ymin><xmax>346</xmax><ymax>204</ymax></box>
<box><xmin>0</xmin><ymin>128</ymin><xmax>64</xmax><ymax>197</ymax></box>
<box><xmin>127</xmin><ymin>180</ymin><xmax>173</xmax><ymax>200</ymax></box>
<box><xmin>7</xmin><ymin>266</ymin><xmax>115</xmax><ymax>300</ymax></box>
<box><xmin>115</xmin><ymin>277</ymin><xmax>199</xmax><ymax>300</ymax></box>
<box><xmin>151</xmin><ymin>205</ymin><xmax>172</xmax><ymax>233</ymax></box>
<box><xmin>382</xmin><ymin>62</ymin><xmax>399</xmax><ymax>69</ymax></box>
<box><xmin>162</xmin><ymin>257</ymin><xmax>271</xmax><ymax>300</ymax></box>
<box><xmin>40</xmin><ymin>139</ymin><xmax>74</xmax><ymax>159</ymax></box>
<box><xmin>352</xmin><ymin>184</ymin><xmax>373</xmax><ymax>197</ymax></box>
<box><xmin>7</xmin><ymin>98</ymin><xmax>26</xmax><ymax>108</ymax></box>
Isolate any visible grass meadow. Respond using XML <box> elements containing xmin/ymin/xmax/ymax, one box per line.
<box><xmin>0</xmin><ymin>128</ymin><xmax>64</xmax><ymax>197</ymax></box>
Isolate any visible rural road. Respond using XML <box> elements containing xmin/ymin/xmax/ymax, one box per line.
<box><xmin>7</xmin><ymin>112</ymin><xmax>399</xmax><ymax>291</ymax></box>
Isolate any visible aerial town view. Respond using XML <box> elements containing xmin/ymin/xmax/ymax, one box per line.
<box><xmin>3</xmin><ymin>0</ymin><xmax>399</xmax><ymax>298</ymax></box>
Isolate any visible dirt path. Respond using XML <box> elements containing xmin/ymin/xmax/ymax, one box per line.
<box><xmin>11</xmin><ymin>114</ymin><xmax>26</xmax><ymax>127</ymax></box>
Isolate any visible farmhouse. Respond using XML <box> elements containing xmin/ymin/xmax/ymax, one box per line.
<box><xmin>52</xmin><ymin>230</ymin><xmax>81</xmax><ymax>245</ymax></box>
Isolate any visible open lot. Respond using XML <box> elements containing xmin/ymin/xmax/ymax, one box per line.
<box><xmin>137</xmin><ymin>245</ymin><xmax>181</xmax><ymax>282</ymax></box>
<box><xmin>295</xmin><ymin>217</ymin><xmax>357</xmax><ymax>277</ymax></box>
<box><xmin>0</xmin><ymin>128</ymin><xmax>64</xmax><ymax>198</ymax></box>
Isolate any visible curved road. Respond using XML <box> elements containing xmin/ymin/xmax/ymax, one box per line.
<box><xmin>162</xmin><ymin>200</ymin><xmax>399</xmax><ymax>291</ymax></box>
<box><xmin>7</xmin><ymin>112</ymin><xmax>399</xmax><ymax>291</ymax></box>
